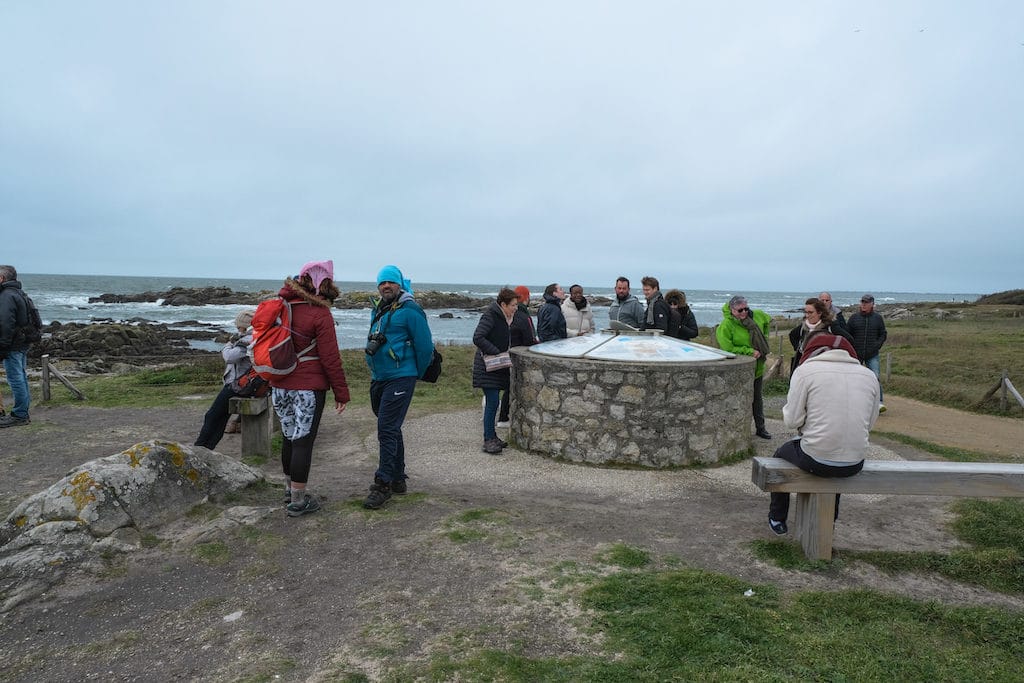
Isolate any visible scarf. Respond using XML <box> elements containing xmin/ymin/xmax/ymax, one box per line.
<box><xmin>573</xmin><ymin>298</ymin><xmax>588</xmax><ymax>311</ymax></box>
<box><xmin>646</xmin><ymin>294</ymin><xmax>659</xmax><ymax>326</ymax></box>
<box><xmin>740</xmin><ymin>314</ymin><xmax>770</xmax><ymax>358</ymax></box>
<box><xmin>798</xmin><ymin>319</ymin><xmax>825</xmax><ymax>353</ymax></box>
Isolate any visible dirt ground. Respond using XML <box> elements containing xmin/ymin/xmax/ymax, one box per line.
<box><xmin>0</xmin><ymin>395</ymin><xmax>1022</xmax><ymax>681</ymax></box>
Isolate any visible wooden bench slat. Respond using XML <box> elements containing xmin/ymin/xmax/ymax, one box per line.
<box><xmin>752</xmin><ymin>457</ymin><xmax>1024</xmax><ymax>498</ymax></box>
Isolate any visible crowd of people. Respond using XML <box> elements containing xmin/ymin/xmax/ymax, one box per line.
<box><xmin>3</xmin><ymin>262</ymin><xmax>888</xmax><ymax>531</ymax></box>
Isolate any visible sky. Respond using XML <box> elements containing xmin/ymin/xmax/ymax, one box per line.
<box><xmin>2</xmin><ymin>2</ymin><xmax>1022</xmax><ymax>293</ymax></box>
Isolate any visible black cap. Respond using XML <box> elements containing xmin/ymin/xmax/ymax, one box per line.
<box><xmin>861</xmin><ymin>294</ymin><xmax>874</xmax><ymax>303</ymax></box>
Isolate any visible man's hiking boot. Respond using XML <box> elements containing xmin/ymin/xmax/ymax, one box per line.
<box><xmin>482</xmin><ymin>438</ymin><xmax>503</xmax><ymax>455</ymax></box>
<box><xmin>391</xmin><ymin>479</ymin><xmax>407</xmax><ymax>495</ymax></box>
<box><xmin>363</xmin><ymin>478</ymin><xmax>392</xmax><ymax>509</ymax></box>
<box><xmin>0</xmin><ymin>415</ymin><xmax>29</xmax><ymax>428</ymax></box>
<box><xmin>495</xmin><ymin>437</ymin><xmax>508</xmax><ymax>448</ymax></box>
<box><xmin>286</xmin><ymin>495</ymin><xmax>320</xmax><ymax>517</ymax></box>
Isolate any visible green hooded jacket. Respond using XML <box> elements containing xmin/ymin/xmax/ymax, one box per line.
<box><xmin>716</xmin><ymin>302</ymin><xmax>771</xmax><ymax>378</ymax></box>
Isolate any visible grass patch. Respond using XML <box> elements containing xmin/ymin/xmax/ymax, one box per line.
<box><xmin>191</xmin><ymin>541</ymin><xmax>232</xmax><ymax>566</ymax></box>
<box><xmin>750</xmin><ymin>539</ymin><xmax>837</xmax><ymax>571</ymax></box>
<box><xmin>441</xmin><ymin>507</ymin><xmax>519</xmax><ymax>546</ymax></box>
<box><xmin>405</xmin><ymin>567</ymin><xmax>1024</xmax><ymax>681</ymax></box>
<box><xmin>597</xmin><ymin>543</ymin><xmax>651</xmax><ymax>569</ymax></box>
<box><xmin>872</xmin><ymin>430</ymin><xmax>1019</xmax><ymax>463</ymax></box>
<box><xmin>849</xmin><ymin>499</ymin><xmax>1024</xmax><ymax>594</ymax></box>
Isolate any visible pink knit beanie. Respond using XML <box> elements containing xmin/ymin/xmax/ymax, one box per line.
<box><xmin>299</xmin><ymin>260</ymin><xmax>334</xmax><ymax>295</ymax></box>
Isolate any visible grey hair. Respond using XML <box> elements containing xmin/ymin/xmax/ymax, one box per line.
<box><xmin>728</xmin><ymin>295</ymin><xmax>747</xmax><ymax>310</ymax></box>
<box><xmin>0</xmin><ymin>265</ymin><xmax>16</xmax><ymax>281</ymax></box>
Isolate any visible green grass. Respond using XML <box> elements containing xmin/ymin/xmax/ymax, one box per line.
<box><xmin>597</xmin><ymin>543</ymin><xmax>651</xmax><ymax>569</ymax></box>
<box><xmin>873</xmin><ymin>431</ymin><xmax>1021</xmax><ymax>463</ymax></box>
<box><xmin>404</xmin><ymin>567</ymin><xmax>1024</xmax><ymax>681</ymax></box>
<box><xmin>759</xmin><ymin>497</ymin><xmax>1024</xmax><ymax>595</ymax></box>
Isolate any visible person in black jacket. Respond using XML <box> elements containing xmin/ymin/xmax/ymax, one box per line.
<box><xmin>640</xmin><ymin>276</ymin><xmax>670</xmax><ymax>332</ymax></box>
<box><xmin>473</xmin><ymin>288</ymin><xmax>520</xmax><ymax>454</ymax></box>
<box><xmin>0</xmin><ymin>265</ymin><xmax>31</xmax><ymax>428</ymax></box>
<box><xmin>788</xmin><ymin>297</ymin><xmax>854</xmax><ymax>373</ymax></box>
<box><xmin>664</xmin><ymin>289</ymin><xmax>699</xmax><ymax>341</ymax></box>
<box><xmin>536</xmin><ymin>283</ymin><xmax>567</xmax><ymax>342</ymax></box>
<box><xmin>847</xmin><ymin>294</ymin><xmax>888</xmax><ymax>411</ymax></box>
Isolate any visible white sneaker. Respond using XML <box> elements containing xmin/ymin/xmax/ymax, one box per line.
<box><xmin>496</xmin><ymin>421</ymin><xmax>510</xmax><ymax>428</ymax></box>
<box><xmin>879</xmin><ymin>404</ymin><xmax>887</xmax><ymax>414</ymax></box>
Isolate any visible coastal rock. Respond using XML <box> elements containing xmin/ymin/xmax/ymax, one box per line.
<box><xmin>0</xmin><ymin>441</ymin><xmax>264</xmax><ymax>612</ymax></box>
<box><xmin>89</xmin><ymin>287</ymin><xmax>273</xmax><ymax>306</ymax></box>
<box><xmin>332</xmin><ymin>290</ymin><xmax>489</xmax><ymax>310</ymax></box>
<box><xmin>30</xmin><ymin>322</ymin><xmax>216</xmax><ymax>361</ymax></box>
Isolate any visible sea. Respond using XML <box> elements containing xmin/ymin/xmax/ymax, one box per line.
<box><xmin>21</xmin><ymin>273</ymin><xmax>982</xmax><ymax>351</ymax></box>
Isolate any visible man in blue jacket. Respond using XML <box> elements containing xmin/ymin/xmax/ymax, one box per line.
<box><xmin>363</xmin><ymin>265</ymin><xmax>435</xmax><ymax>509</ymax></box>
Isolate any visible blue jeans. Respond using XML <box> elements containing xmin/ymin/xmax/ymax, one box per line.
<box><xmin>482</xmin><ymin>388</ymin><xmax>501</xmax><ymax>440</ymax></box>
<box><xmin>864</xmin><ymin>354</ymin><xmax>883</xmax><ymax>402</ymax></box>
<box><xmin>3</xmin><ymin>350</ymin><xmax>30</xmax><ymax>419</ymax></box>
<box><xmin>370</xmin><ymin>376</ymin><xmax>417</xmax><ymax>484</ymax></box>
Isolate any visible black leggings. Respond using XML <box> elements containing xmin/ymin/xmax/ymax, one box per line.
<box><xmin>281</xmin><ymin>390</ymin><xmax>327</xmax><ymax>484</ymax></box>
<box><xmin>768</xmin><ymin>439</ymin><xmax>863</xmax><ymax>522</ymax></box>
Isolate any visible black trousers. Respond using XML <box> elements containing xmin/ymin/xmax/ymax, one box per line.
<box><xmin>768</xmin><ymin>439</ymin><xmax>864</xmax><ymax>522</ymax></box>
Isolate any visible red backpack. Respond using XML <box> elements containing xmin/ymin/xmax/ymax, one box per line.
<box><xmin>248</xmin><ymin>298</ymin><xmax>318</xmax><ymax>380</ymax></box>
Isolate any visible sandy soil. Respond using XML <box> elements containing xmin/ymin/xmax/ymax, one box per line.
<box><xmin>0</xmin><ymin>397</ymin><xmax>1021</xmax><ymax>681</ymax></box>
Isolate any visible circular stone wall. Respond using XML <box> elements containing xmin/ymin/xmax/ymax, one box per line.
<box><xmin>510</xmin><ymin>347</ymin><xmax>756</xmax><ymax>468</ymax></box>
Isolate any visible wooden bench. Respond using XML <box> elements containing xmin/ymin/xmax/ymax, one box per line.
<box><xmin>227</xmin><ymin>396</ymin><xmax>274</xmax><ymax>459</ymax></box>
<box><xmin>751</xmin><ymin>456</ymin><xmax>1024</xmax><ymax>560</ymax></box>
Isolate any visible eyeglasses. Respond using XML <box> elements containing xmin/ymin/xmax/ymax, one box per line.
<box><xmin>735</xmin><ymin>307</ymin><xmax>750</xmax><ymax>313</ymax></box>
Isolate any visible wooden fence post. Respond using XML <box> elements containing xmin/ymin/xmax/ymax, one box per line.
<box><xmin>1001</xmin><ymin>370</ymin><xmax>1009</xmax><ymax>412</ymax></box>
<box><xmin>885</xmin><ymin>352</ymin><xmax>891</xmax><ymax>383</ymax></box>
<box><xmin>41</xmin><ymin>354</ymin><xmax>52</xmax><ymax>401</ymax></box>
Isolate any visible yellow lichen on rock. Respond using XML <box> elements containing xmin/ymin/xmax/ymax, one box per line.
<box><xmin>122</xmin><ymin>444</ymin><xmax>151</xmax><ymax>468</ymax></box>
<box><xmin>167</xmin><ymin>442</ymin><xmax>187</xmax><ymax>469</ymax></box>
<box><xmin>185</xmin><ymin>469</ymin><xmax>200</xmax><ymax>484</ymax></box>
<box><xmin>62</xmin><ymin>471</ymin><xmax>102</xmax><ymax>511</ymax></box>
<box><xmin>13</xmin><ymin>516</ymin><xmax>27</xmax><ymax>528</ymax></box>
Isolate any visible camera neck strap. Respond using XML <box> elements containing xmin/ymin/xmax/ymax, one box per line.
<box><xmin>371</xmin><ymin>300</ymin><xmax>402</xmax><ymax>333</ymax></box>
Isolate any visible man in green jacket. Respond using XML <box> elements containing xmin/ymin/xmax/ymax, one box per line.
<box><xmin>717</xmin><ymin>296</ymin><xmax>772</xmax><ymax>439</ymax></box>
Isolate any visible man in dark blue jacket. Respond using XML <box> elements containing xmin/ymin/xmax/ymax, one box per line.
<box><xmin>0</xmin><ymin>265</ymin><xmax>31</xmax><ymax>427</ymax></box>
<box><xmin>847</xmin><ymin>294</ymin><xmax>888</xmax><ymax>412</ymax></box>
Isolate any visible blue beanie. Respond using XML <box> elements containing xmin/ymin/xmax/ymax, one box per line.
<box><xmin>377</xmin><ymin>265</ymin><xmax>413</xmax><ymax>293</ymax></box>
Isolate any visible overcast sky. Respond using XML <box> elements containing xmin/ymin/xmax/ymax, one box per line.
<box><xmin>2</xmin><ymin>2</ymin><xmax>1021</xmax><ymax>293</ymax></box>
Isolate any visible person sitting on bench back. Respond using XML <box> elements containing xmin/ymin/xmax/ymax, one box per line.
<box><xmin>767</xmin><ymin>334</ymin><xmax>880</xmax><ymax>535</ymax></box>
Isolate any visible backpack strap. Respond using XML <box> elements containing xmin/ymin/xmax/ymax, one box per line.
<box><xmin>284</xmin><ymin>299</ymin><xmax>319</xmax><ymax>362</ymax></box>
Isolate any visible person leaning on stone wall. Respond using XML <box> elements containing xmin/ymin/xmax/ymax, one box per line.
<box><xmin>717</xmin><ymin>295</ymin><xmax>772</xmax><ymax>440</ymax></box>
<box><xmin>664</xmin><ymin>289</ymin><xmax>699</xmax><ymax>341</ymax></box>
<box><xmin>608</xmin><ymin>276</ymin><xmax>645</xmax><ymax>329</ymax></box>
<box><xmin>0</xmin><ymin>264</ymin><xmax>32</xmax><ymax>428</ymax></box>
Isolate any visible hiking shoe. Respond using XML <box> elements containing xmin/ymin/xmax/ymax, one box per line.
<box><xmin>0</xmin><ymin>415</ymin><xmax>29</xmax><ymax>428</ymax></box>
<box><xmin>283</xmin><ymin>488</ymin><xmax>292</xmax><ymax>506</ymax></box>
<box><xmin>482</xmin><ymin>438</ymin><xmax>503</xmax><ymax>455</ymax></box>
<box><xmin>769</xmin><ymin>519</ymin><xmax>787</xmax><ymax>535</ymax></box>
<box><xmin>496</xmin><ymin>420</ymin><xmax>510</xmax><ymax>428</ymax></box>
<box><xmin>391</xmin><ymin>479</ymin><xmax>407</xmax><ymax>495</ymax></box>
<box><xmin>878</xmin><ymin>403</ymin><xmax>887</xmax><ymax>414</ymax></box>
<box><xmin>286</xmin><ymin>495</ymin><xmax>320</xmax><ymax>517</ymax></box>
<box><xmin>363</xmin><ymin>480</ymin><xmax>392</xmax><ymax>509</ymax></box>
<box><xmin>755</xmin><ymin>429</ymin><xmax>772</xmax><ymax>440</ymax></box>
<box><xmin>495</xmin><ymin>437</ymin><xmax>508</xmax><ymax>448</ymax></box>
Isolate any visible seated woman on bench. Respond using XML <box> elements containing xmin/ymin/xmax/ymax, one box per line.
<box><xmin>768</xmin><ymin>334</ymin><xmax>880</xmax><ymax>535</ymax></box>
<box><xmin>194</xmin><ymin>310</ymin><xmax>256</xmax><ymax>450</ymax></box>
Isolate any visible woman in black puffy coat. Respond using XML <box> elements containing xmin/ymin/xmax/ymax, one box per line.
<box><xmin>472</xmin><ymin>288</ymin><xmax>519</xmax><ymax>455</ymax></box>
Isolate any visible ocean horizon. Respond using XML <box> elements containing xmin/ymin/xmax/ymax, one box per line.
<box><xmin>21</xmin><ymin>273</ymin><xmax>983</xmax><ymax>351</ymax></box>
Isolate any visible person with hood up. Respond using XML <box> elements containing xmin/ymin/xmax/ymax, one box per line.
<box><xmin>561</xmin><ymin>284</ymin><xmax>595</xmax><ymax>337</ymax></box>
<box><xmin>766</xmin><ymin>334</ymin><xmax>880</xmax><ymax>535</ymax></box>
<box><xmin>717</xmin><ymin>295</ymin><xmax>773</xmax><ymax>439</ymax></box>
<box><xmin>536</xmin><ymin>283</ymin><xmax>567</xmax><ymax>342</ymax></box>
<box><xmin>363</xmin><ymin>265</ymin><xmax>435</xmax><ymax>509</ymax></box>
<box><xmin>473</xmin><ymin>288</ymin><xmax>520</xmax><ymax>454</ymax></box>
<box><xmin>664</xmin><ymin>289</ymin><xmax>699</xmax><ymax>341</ymax></box>
<box><xmin>270</xmin><ymin>260</ymin><xmax>350</xmax><ymax>517</ymax></box>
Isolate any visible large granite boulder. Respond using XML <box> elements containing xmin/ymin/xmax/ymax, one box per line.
<box><xmin>0</xmin><ymin>441</ymin><xmax>265</xmax><ymax>612</ymax></box>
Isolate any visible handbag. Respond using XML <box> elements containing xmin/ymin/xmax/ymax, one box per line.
<box><xmin>483</xmin><ymin>351</ymin><xmax>512</xmax><ymax>372</ymax></box>
<box><xmin>231</xmin><ymin>367</ymin><xmax>270</xmax><ymax>398</ymax></box>
<box><xmin>420</xmin><ymin>348</ymin><xmax>443</xmax><ymax>383</ymax></box>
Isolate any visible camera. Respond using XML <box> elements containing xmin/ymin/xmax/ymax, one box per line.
<box><xmin>365</xmin><ymin>332</ymin><xmax>387</xmax><ymax>356</ymax></box>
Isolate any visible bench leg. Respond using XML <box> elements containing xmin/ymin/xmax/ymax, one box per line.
<box><xmin>239</xmin><ymin>410</ymin><xmax>273</xmax><ymax>458</ymax></box>
<box><xmin>794</xmin><ymin>492</ymin><xmax>835</xmax><ymax>561</ymax></box>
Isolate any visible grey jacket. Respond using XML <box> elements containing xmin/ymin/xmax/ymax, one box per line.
<box><xmin>609</xmin><ymin>295</ymin><xmax>645</xmax><ymax>329</ymax></box>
